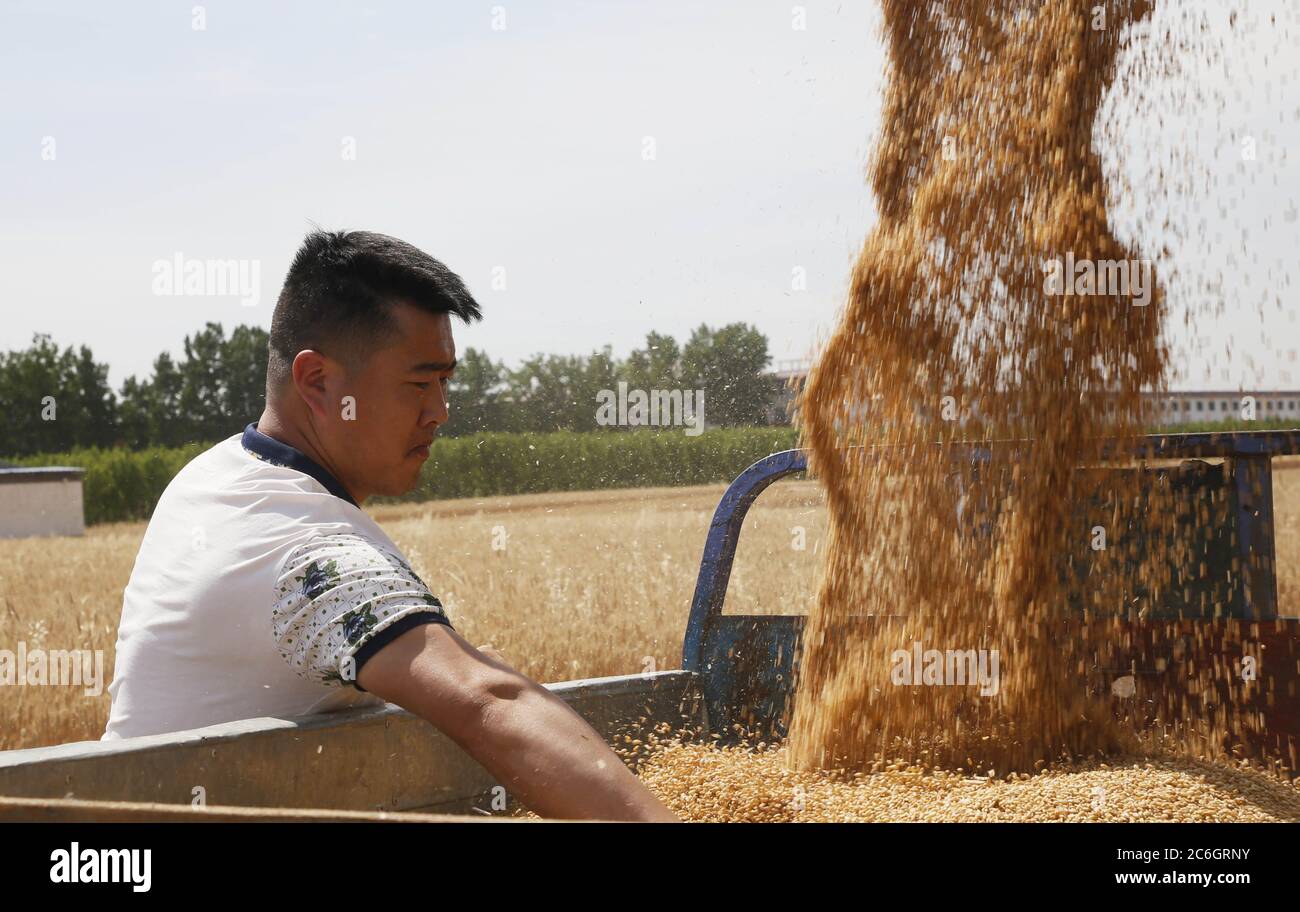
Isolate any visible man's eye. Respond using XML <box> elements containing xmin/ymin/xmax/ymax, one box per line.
<box><xmin>412</xmin><ymin>382</ymin><xmax>431</xmax><ymax>391</ymax></box>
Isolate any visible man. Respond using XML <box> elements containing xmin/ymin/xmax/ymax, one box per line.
<box><xmin>104</xmin><ymin>229</ymin><xmax>677</xmax><ymax>822</ymax></box>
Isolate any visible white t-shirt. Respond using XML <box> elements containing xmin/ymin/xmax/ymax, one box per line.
<box><xmin>102</xmin><ymin>424</ymin><xmax>453</xmax><ymax>740</ymax></box>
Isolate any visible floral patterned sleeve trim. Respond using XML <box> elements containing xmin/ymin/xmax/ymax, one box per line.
<box><xmin>273</xmin><ymin>532</ymin><xmax>454</xmax><ymax>689</ymax></box>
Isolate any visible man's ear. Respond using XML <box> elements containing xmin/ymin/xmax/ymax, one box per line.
<box><xmin>290</xmin><ymin>350</ymin><xmax>336</xmax><ymax>420</ymax></box>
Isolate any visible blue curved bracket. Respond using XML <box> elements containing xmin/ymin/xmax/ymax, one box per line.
<box><xmin>682</xmin><ymin>448</ymin><xmax>806</xmax><ymax>674</ymax></box>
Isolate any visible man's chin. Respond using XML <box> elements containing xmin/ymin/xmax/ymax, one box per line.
<box><xmin>370</xmin><ymin>471</ymin><xmax>423</xmax><ymax>499</ymax></box>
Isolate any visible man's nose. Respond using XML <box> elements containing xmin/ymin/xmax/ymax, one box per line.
<box><xmin>424</xmin><ymin>384</ymin><xmax>450</xmax><ymax>426</ymax></box>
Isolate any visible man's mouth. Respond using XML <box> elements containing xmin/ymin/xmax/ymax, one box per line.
<box><xmin>408</xmin><ymin>440</ymin><xmax>434</xmax><ymax>459</ymax></box>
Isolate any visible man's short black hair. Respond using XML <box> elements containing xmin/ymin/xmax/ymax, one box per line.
<box><xmin>268</xmin><ymin>229</ymin><xmax>482</xmax><ymax>389</ymax></box>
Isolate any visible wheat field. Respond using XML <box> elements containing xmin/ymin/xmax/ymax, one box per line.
<box><xmin>1</xmin><ymin>463</ymin><xmax>1296</xmax><ymax>752</ymax></box>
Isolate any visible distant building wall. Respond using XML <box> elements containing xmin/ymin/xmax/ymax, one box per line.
<box><xmin>1152</xmin><ymin>392</ymin><xmax>1300</xmax><ymax>425</ymax></box>
<box><xmin>762</xmin><ymin>364</ymin><xmax>1300</xmax><ymax>428</ymax></box>
<box><xmin>0</xmin><ymin>469</ymin><xmax>86</xmax><ymax>538</ymax></box>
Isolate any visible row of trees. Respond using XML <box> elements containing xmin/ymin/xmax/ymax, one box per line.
<box><xmin>0</xmin><ymin>322</ymin><xmax>784</xmax><ymax>457</ymax></box>
<box><xmin>451</xmin><ymin>325</ymin><xmax>778</xmax><ymax>435</ymax></box>
<box><xmin>0</xmin><ymin>325</ymin><xmax>268</xmax><ymax>455</ymax></box>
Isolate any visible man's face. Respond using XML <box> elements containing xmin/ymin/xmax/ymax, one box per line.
<box><xmin>323</xmin><ymin>303</ymin><xmax>455</xmax><ymax>501</ymax></box>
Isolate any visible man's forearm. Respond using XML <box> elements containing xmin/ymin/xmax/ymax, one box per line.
<box><xmin>456</xmin><ymin>676</ymin><xmax>678</xmax><ymax>821</ymax></box>
<box><xmin>354</xmin><ymin>623</ymin><xmax>677</xmax><ymax>821</ymax></box>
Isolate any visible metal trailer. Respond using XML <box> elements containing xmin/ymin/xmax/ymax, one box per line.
<box><xmin>0</xmin><ymin>430</ymin><xmax>1296</xmax><ymax>821</ymax></box>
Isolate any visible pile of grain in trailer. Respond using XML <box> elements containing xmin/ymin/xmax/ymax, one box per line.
<box><xmin>625</xmin><ymin>729</ymin><xmax>1300</xmax><ymax>822</ymax></box>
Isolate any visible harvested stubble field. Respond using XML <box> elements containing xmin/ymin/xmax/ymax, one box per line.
<box><xmin>0</xmin><ymin>477</ymin><xmax>830</xmax><ymax>751</ymax></box>
<box><xmin>1</xmin><ymin>459</ymin><xmax>1298</xmax><ymax>821</ymax></box>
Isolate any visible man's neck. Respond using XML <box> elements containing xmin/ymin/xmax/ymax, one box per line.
<box><xmin>255</xmin><ymin>406</ymin><xmax>366</xmax><ymax>503</ymax></box>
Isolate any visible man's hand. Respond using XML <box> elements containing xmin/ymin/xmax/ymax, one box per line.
<box><xmin>357</xmin><ymin>623</ymin><xmax>678</xmax><ymax>822</ymax></box>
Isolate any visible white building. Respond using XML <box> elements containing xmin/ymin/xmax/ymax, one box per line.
<box><xmin>0</xmin><ymin>466</ymin><xmax>86</xmax><ymax>539</ymax></box>
<box><xmin>764</xmin><ymin>362</ymin><xmax>1300</xmax><ymax>429</ymax></box>
<box><xmin>1150</xmin><ymin>391</ymin><xmax>1300</xmax><ymax>426</ymax></box>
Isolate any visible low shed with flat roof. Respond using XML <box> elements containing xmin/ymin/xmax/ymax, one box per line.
<box><xmin>0</xmin><ymin>465</ymin><xmax>86</xmax><ymax>539</ymax></box>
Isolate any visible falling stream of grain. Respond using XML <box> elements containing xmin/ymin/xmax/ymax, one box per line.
<box><xmin>786</xmin><ymin>0</ymin><xmax>1289</xmax><ymax>776</ymax></box>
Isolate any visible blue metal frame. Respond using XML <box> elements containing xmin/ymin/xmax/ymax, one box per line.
<box><xmin>682</xmin><ymin>447</ymin><xmax>807</xmax><ymax>674</ymax></box>
<box><xmin>680</xmin><ymin>430</ymin><xmax>1299</xmax><ymax>735</ymax></box>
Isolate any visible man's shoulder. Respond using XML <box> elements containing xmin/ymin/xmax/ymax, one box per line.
<box><xmin>156</xmin><ymin>434</ymin><xmax>361</xmax><ymax>521</ymax></box>
<box><xmin>132</xmin><ymin>433</ymin><xmax>381</xmax><ymax>579</ymax></box>
<box><xmin>167</xmin><ymin>432</ymin><xmax>243</xmax><ymax>480</ymax></box>
<box><xmin>158</xmin><ymin>433</ymin><xmax>269</xmax><ymax>500</ymax></box>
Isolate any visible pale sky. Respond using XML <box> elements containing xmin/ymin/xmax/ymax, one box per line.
<box><xmin>1</xmin><ymin>0</ymin><xmax>1294</xmax><ymax>391</ymax></box>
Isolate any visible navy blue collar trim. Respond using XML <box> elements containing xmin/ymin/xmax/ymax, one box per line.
<box><xmin>241</xmin><ymin>423</ymin><xmax>358</xmax><ymax>507</ymax></box>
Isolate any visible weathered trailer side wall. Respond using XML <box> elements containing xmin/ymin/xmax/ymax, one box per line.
<box><xmin>0</xmin><ymin>671</ymin><xmax>702</xmax><ymax>816</ymax></box>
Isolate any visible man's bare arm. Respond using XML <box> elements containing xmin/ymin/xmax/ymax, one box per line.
<box><xmin>356</xmin><ymin>623</ymin><xmax>678</xmax><ymax>822</ymax></box>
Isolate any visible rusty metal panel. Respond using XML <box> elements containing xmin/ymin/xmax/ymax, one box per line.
<box><xmin>695</xmin><ymin>616</ymin><xmax>803</xmax><ymax>741</ymax></box>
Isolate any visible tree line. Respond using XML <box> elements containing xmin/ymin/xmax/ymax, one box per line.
<box><xmin>0</xmin><ymin>322</ymin><xmax>783</xmax><ymax>457</ymax></box>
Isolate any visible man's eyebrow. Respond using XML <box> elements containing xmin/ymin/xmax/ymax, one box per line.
<box><xmin>409</xmin><ymin>358</ymin><xmax>458</xmax><ymax>373</ymax></box>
